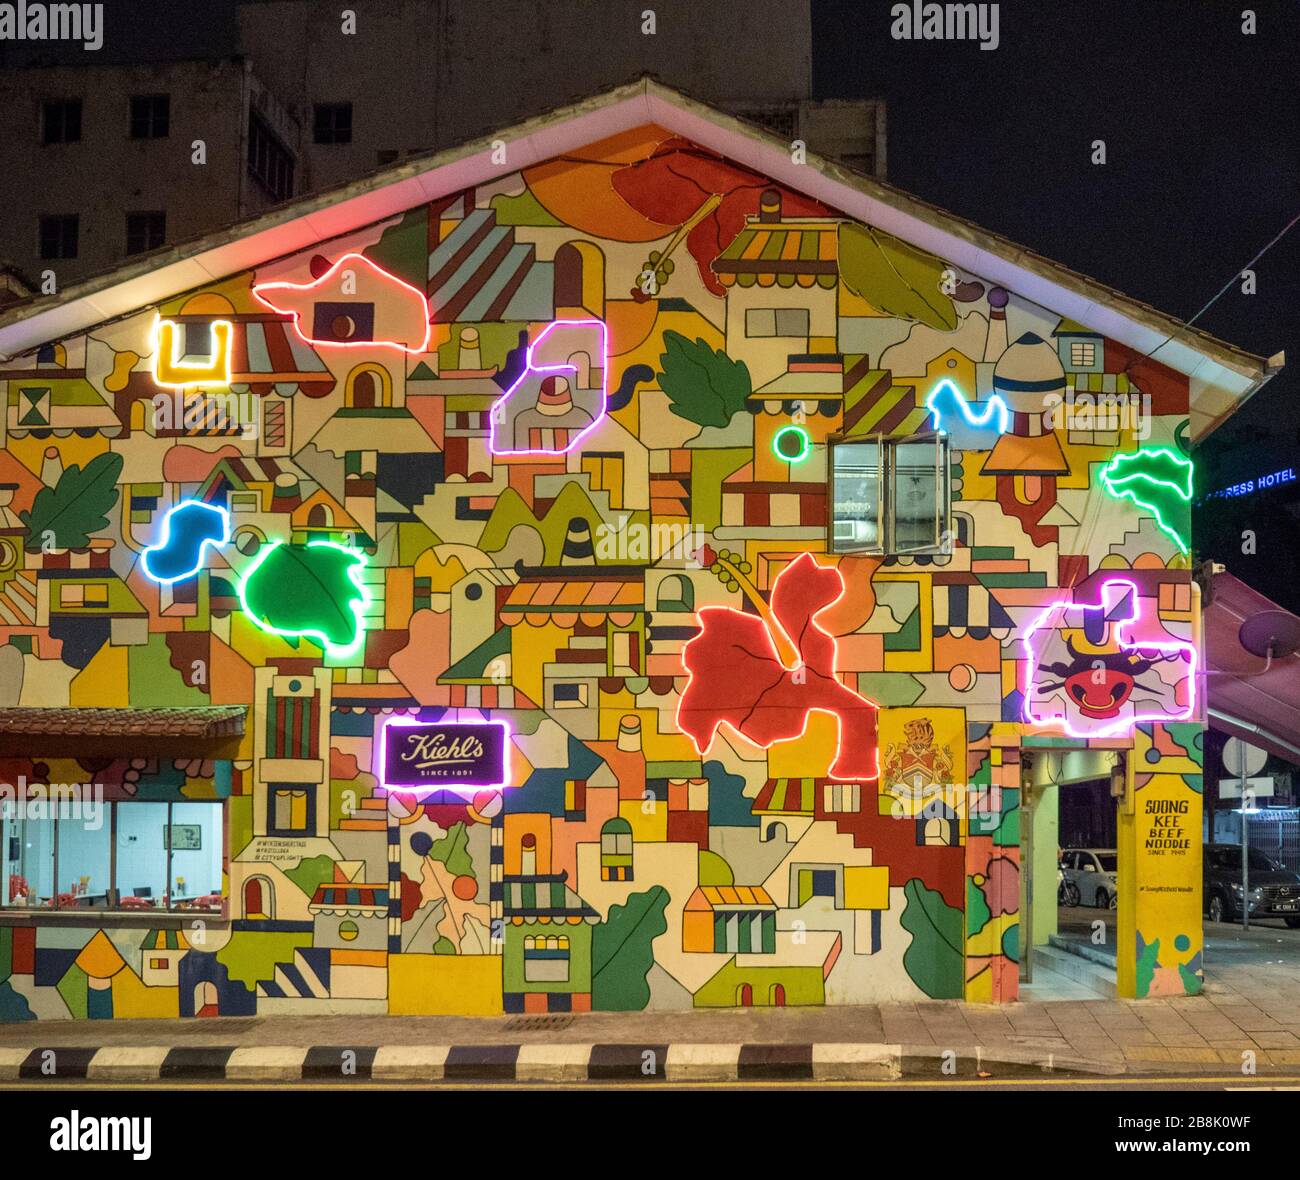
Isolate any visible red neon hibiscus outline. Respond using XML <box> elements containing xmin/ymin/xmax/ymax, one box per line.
<box><xmin>676</xmin><ymin>552</ymin><xmax>880</xmax><ymax>782</ymax></box>
<box><xmin>252</xmin><ymin>252</ymin><xmax>432</xmax><ymax>354</ymax></box>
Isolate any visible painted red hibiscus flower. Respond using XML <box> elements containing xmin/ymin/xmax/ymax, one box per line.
<box><xmin>611</xmin><ymin>137</ymin><xmax>832</xmax><ymax>298</ymax></box>
<box><xmin>677</xmin><ymin>552</ymin><xmax>879</xmax><ymax>781</ymax></box>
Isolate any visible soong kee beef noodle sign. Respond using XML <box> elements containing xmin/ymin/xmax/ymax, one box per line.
<box><xmin>381</xmin><ymin>720</ymin><xmax>510</xmax><ymax>792</ymax></box>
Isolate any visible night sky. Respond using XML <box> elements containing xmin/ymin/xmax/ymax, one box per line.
<box><xmin>814</xmin><ymin>0</ymin><xmax>1300</xmax><ymax>608</ymax></box>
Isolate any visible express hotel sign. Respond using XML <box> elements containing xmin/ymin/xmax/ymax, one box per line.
<box><xmin>380</xmin><ymin>719</ymin><xmax>510</xmax><ymax>793</ymax></box>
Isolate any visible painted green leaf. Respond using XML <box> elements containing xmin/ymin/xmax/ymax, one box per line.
<box><xmin>900</xmin><ymin>877</ymin><xmax>964</xmax><ymax>999</ymax></box>
<box><xmin>591</xmin><ymin>884</ymin><xmax>669</xmax><ymax>1011</ymax></box>
<box><xmin>428</xmin><ymin>821</ymin><xmax>475</xmax><ymax>879</ymax></box>
<box><xmin>656</xmin><ymin>331</ymin><xmax>752</xmax><ymax>428</ymax></box>
<box><xmin>240</xmin><ymin>541</ymin><xmax>367</xmax><ymax>651</ymax></box>
<box><xmin>20</xmin><ymin>451</ymin><xmax>123</xmax><ymax>551</ymax></box>
<box><xmin>838</xmin><ymin>224</ymin><xmax>958</xmax><ymax>330</ymax></box>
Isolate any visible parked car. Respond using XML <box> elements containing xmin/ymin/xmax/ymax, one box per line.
<box><xmin>1204</xmin><ymin>844</ymin><xmax>1300</xmax><ymax>927</ymax></box>
<box><xmin>1060</xmin><ymin>848</ymin><xmax>1119</xmax><ymax>909</ymax></box>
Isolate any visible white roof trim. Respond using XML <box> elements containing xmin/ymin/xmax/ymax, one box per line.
<box><xmin>0</xmin><ymin>78</ymin><xmax>1278</xmax><ymax>440</ymax></box>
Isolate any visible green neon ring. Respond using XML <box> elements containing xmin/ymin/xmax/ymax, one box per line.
<box><xmin>772</xmin><ymin>424</ymin><xmax>812</xmax><ymax>463</ymax></box>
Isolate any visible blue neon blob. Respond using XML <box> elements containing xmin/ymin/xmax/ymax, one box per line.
<box><xmin>141</xmin><ymin>500</ymin><xmax>230</xmax><ymax>584</ymax></box>
<box><xmin>925</xmin><ymin>378</ymin><xmax>1009</xmax><ymax>445</ymax></box>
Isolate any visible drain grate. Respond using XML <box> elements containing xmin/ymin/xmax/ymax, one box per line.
<box><xmin>503</xmin><ymin>1015</ymin><xmax>575</xmax><ymax>1032</ymax></box>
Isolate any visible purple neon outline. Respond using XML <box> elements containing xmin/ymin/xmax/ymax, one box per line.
<box><xmin>487</xmin><ymin>318</ymin><xmax>610</xmax><ymax>456</ymax></box>
<box><xmin>377</xmin><ymin>715</ymin><xmax>513</xmax><ymax>798</ymax></box>
<box><xmin>1021</xmin><ymin>577</ymin><xmax>1198</xmax><ymax>738</ymax></box>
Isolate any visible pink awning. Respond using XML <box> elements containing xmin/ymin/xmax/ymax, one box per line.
<box><xmin>1205</xmin><ymin>571</ymin><xmax>1300</xmax><ymax>762</ymax></box>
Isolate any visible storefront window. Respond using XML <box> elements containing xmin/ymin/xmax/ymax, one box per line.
<box><xmin>0</xmin><ymin>801</ymin><xmax>223</xmax><ymax>912</ymax></box>
<box><xmin>117</xmin><ymin>802</ymin><xmax>170</xmax><ymax>908</ymax></box>
<box><xmin>2</xmin><ymin>803</ymin><xmax>55</xmax><ymax>908</ymax></box>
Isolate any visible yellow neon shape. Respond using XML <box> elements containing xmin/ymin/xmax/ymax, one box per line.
<box><xmin>153</xmin><ymin>317</ymin><xmax>234</xmax><ymax>389</ymax></box>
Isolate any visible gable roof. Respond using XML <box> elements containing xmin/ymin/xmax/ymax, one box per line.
<box><xmin>0</xmin><ymin>77</ymin><xmax>1280</xmax><ymax>441</ymax></box>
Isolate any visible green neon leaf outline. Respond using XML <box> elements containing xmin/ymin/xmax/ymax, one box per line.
<box><xmin>1099</xmin><ymin>447</ymin><xmax>1193</xmax><ymax>554</ymax></box>
<box><xmin>237</xmin><ymin>538</ymin><xmax>369</xmax><ymax>656</ymax></box>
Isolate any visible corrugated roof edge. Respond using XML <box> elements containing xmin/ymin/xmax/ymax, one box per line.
<box><xmin>0</xmin><ymin>74</ymin><xmax>1281</xmax><ymax>438</ymax></box>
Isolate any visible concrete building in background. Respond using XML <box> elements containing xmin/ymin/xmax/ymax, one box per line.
<box><xmin>0</xmin><ymin>0</ymin><xmax>885</xmax><ymax>287</ymax></box>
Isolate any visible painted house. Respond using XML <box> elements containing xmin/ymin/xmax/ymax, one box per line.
<box><xmin>0</xmin><ymin>78</ymin><xmax>1281</xmax><ymax>1023</ymax></box>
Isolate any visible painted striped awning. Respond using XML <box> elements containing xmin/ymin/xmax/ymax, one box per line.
<box><xmin>753</xmin><ymin>776</ymin><xmax>818</xmax><ymax>815</ymax></box>
<box><xmin>309</xmin><ymin>884</ymin><xmax>389</xmax><ymax>914</ymax></box>
<box><xmin>712</xmin><ymin>221</ymin><xmax>838</xmax><ymax>288</ymax></box>
<box><xmin>500</xmin><ymin>578</ymin><xmax>642</xmax><ymax>628</ymax></box>
<box><xmin>695</xmin><ymin>885</ymin><xmax>776</xmax><ymax>910</ymax></box>
<box><xmin>229</xmin><ymin>317</ymin><xmax>335</xmax><ymax>398</ymax></box>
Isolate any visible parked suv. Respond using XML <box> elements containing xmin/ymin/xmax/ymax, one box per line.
<box><xmin>1204</xmin><ymin>844</ymin><xmax>1300</xmax><ymax>926</ymax></box>
<box><xmin>1060</xmin><ymin>848</ymin><xmax>1119</xmax><ymax>909</ymax></box>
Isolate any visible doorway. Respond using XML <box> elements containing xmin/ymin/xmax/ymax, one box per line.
<box><xmin>1020</xmin><ymin>747</ymin><xmax>1123</xmax><ymax>999</ymax></box>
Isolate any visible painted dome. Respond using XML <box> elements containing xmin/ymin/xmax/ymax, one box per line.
<box><xmin>992</xmin><ymin>331</ymin><xmax>1066</xmax><ymax>411</ymax></box>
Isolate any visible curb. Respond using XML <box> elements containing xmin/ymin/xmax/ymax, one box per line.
<box><xmin>0</xmin><ymin>1042</ymin><xmax>1126</xmax><ymax>1083</ymax></box>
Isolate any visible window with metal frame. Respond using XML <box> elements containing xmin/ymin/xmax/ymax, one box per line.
<box><xmin>829</xmin><ymin>431</ymin><xmax>950</xmax><ymax>555</ymax></box>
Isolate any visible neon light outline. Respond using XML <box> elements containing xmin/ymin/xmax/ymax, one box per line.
<box><xmin>251</xmin><ymin>252</ymin><xmax>432</xmax><ymax>354</ymax></box>
<box><xmin>1021</xmin><ymin>577</ymin><xmax>1198</xmax><ymax>738</ymax></box>
<box><xmin>925</xmin><ymin>377</ymin><xmax>1010</xmax><ymax>436</ymax></box>
<box><xmin>236</xmin><ymin>538</ymin><xmax>370</xmax><ymax>657</ymax></box>
<box><xmin>377</xmin><ymin>714</ymin><xmax>512</xmax><ymax>798</ymax></box>
<box><xmin>488</xmin><ymin>318</ymin><xmax>609</xmax><ymax>457</ymax></box>
<box><xmin>152</xmin><ymin>316</ymin><xmax>234</xmax><ymax>389</ymax></box>
<box><xmin>1098</xmin><ymin>447</ymin><xmax>1193</xmax><ymax>554</ymax></box>
<box><xmin>772</xmin><ymin>424</ymin><xmax>812</xmax><ymax>463</ymax></box>
<box><xmin>141</xmin><ymin>499</ymin><xmax>231</xmax><ymax>585</ymax></box>
<box><xmin>676</xmin><ymin>554</ymin><xmax>882</xmax><ymax>782</ymax></box>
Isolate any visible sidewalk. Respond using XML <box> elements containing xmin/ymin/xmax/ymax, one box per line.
<box><xmin>2</xmin><ymin>977</ymin><xmax>1298</xmax><ymax>1082</ymax></box>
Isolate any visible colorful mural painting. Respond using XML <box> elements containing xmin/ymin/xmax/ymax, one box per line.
<box><xmin>0</xmin><ymin>90</ymin><xmax>1215</xmax><ymax>1021</ymax></box>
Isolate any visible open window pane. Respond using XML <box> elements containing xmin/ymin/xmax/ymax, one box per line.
<box><xmin>169</xmin><ymin>802</ymin><xmax>223</xmax><ymax>911</ymax></box>
<box><xmin>830</xmin><ymin>438</ymin><xmax>882</xmax><ymax>551</ymax></box>
<box><xmin>116</xmin><ymin>803</ymin><xmax>170</xmax><ymax>910</ymax></box>
<box><xmin>55</xmin><ymin>810</ymin><xmax>112</xmax><ymax>909</ymax></box>
<box><xmin>891</xmin><ymin>435</ymin><xmax>947</xmax><ymax>553</ymax></box>
<box><xmin>2</xmin><ymin>802</ymin><xmax>55</xmax><ymax>908</ymax></box>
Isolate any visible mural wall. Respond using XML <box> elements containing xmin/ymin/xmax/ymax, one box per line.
<box><xmin>0</xmin><ymin>123</ymin><xmax>1202</xmax><ymax>1020</ymax></box>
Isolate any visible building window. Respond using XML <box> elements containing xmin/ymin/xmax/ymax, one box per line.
<box><xmin>600</xmin><ymin>818</ymin><xmax>634</xmax><ymax>882</ymax></box>
<box><xmin>745</xmin><ymin>308</ymin><xmax>810</xmax><ymax>338</ymax></box>
<box><xmin>247</xmin><ymin>110</ymin><xmax>295</xmax><ymax>202</ymax></box>
<box><xmin>129</xmin><ymin>94</ymin><xmax>170</xmax><ymax>139</ymax></box>
<box><xmin>125</xmin><ymin>211</ymin><xmax>166</xmax><ymax>255</ymax></box>
<box><xmin>267</xmin><ymin>785</ymin><xmax>314</xmax><ymax>836</ymax></box>
<box><xmin>42</xmin><ymin>98</ymin><xmax>82</xmax><ymax>144</ymax></box>
<box><xmin>829</xmin><ymin>432</ymin><xmax>950</xmax><ymax>555</ymax></box>
<box><xmin>823</xmin><ymin>782</ymin><xmax>861</xmax><ymax>813</ymax></box>
<box><xmin>713</xmin><ymin>910</ymin><xmax>775</xmax><ymax>954</ymax></box>
<box><xmin>1</xmin><ymin>798</ymin><xmax>223</xmax><ymax>911</ymax></box>
<box><xmin>313</xmin><ymin>102</ymin><xmax>353</xmax><ymax>144</ymax></box>
<box><xmin>523</xmin><ymin>934</ymin><xmax>571</xmax><ymax>982</ymax></box>
<box><xmin>39</xmin><ymin>214</ymin><xmax>79</xmax><ymax>260</ymax></box>
<box><xmin>1069</xmin><ymin>341</ymin><xmax>1097</xmax><ymax>367</ymax></box>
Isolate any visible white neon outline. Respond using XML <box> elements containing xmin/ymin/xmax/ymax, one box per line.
<box><xmin>925</xmin><ymin>378</ymin><xmax>1010</xmax><ymax>436</ymax></box>
<box><xmin>377</xmin><ymin>715</ymin><xmax>513</xmax><ymax>798</ymax></box>
<box><xmin>1021</xmin><ymin>577</ymin><xmax>1198</xmax><ymax>738</ymax></box>
<box><xmin>252</xmin><ymin>252</ymin><xmax>432</xmax><ymax>354</ymax></box>
<box><xmin>151</xmin><ymin>316</ymin><xmax>234</xmax><ymax>389</ymax></box>
<box><xmin>488</xmin><ymin>318</ymin><xmax>609</xmax><ymax>457</ymax></box>
<box><xmin>236</xmin><ymin>538</ymin><xmax>369</xmax><ymax>657</ymax></box>
<box><xmin>141</xmin><ymin>499</ymin><xmax>231</xmax><ymax>585</ymax></box>
<box><xmin>676</xmin><ymin>552</ymin><xmax>881</xmax><ymax>782</ymax></box>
